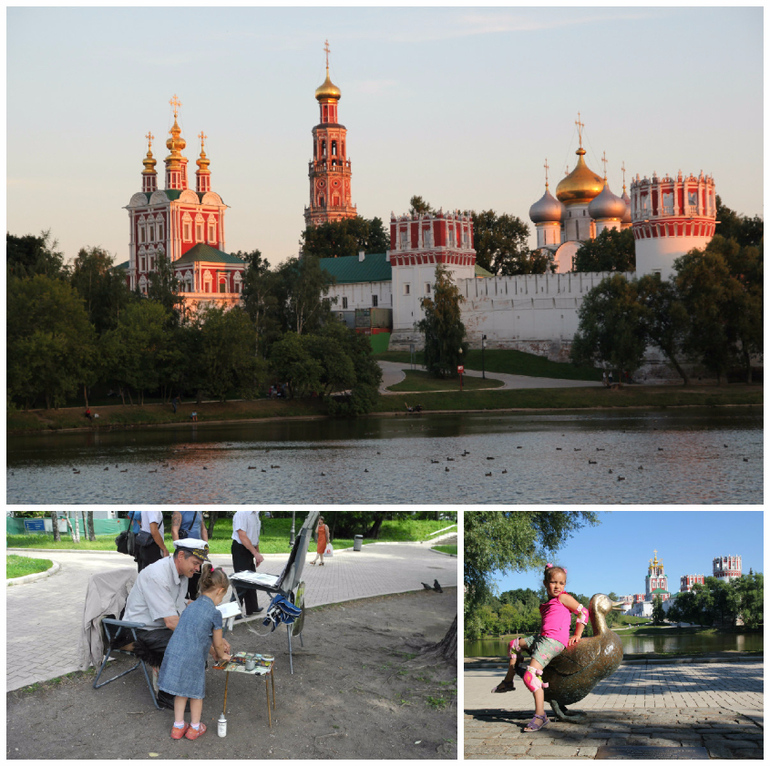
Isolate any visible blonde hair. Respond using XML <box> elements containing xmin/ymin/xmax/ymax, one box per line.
<box><xmin>198</xmin><ymin>563</ymin><xmax>229</xmax><ymax>595</ymax></box>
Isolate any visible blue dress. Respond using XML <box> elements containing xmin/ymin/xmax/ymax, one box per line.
<box><xmin>158</xmin><ymin>595</ymin><xmax>223</xmax><ymax>699</ymax></box>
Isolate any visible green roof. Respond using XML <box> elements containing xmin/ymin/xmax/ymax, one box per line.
<box><xmin>174</xmin><ymin>244</ymin><xmax>244</xmax><ymax>266</ymax></box>
<box><xmin>475</xmin><ymin>264</ymin><xmax>493</xmax><ymax>277</ymax></box>
<box><xmin>114</xmin><ymin>260</ymin><xmax>130</xmax><ymax>270</ymax></box>
<box><xmin>318</xmin><ymin>253</ymin><xmax>392</xmax><ymax>284</ymax></box>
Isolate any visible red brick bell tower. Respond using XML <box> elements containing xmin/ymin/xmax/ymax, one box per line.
<box><xmin>304</xmin><ymin>41</ymin><xmax>357</xmax><ymax>227</ymax></box>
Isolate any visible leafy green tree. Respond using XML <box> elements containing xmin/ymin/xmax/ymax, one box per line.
<box><xmin>102</xmin><ymin>300</ymin><xmax>171</xmax><ymax>405</ymax></box>
<box><xmin>675</xmin><ymin>236</ymin><xmax>763</xmax><ymax>383</ymax></box>
<box><xmin>6</xmin><ymin>230</ymin><xmax>67</xmax><ymax>279</ymax></box>
<box><xmin>147</xmin><ymin>253</ymin><xmax>183</xmax><ymax>325</ymax></box>
<box><xmin>570</xmin><ymin>274</ymin><xmax>647</xmax><ymax>380</ymax></box>
<box><xmin>652</xmin><ymin>595</ymin><xmax>665</xmax><ymax>625</ymax></box>
<box><xmin>636</xmin><ymin>274</ymin><xmax>691</xmax><ymax>384</ymax></box>
<box><xmin>274</xmin><ymin>256</ymin><xmax>336</xmax><ymax>335</ymax></box>
<box><xmin>197</xmin><ymin>305</ymin><xmax>265</xmax><ymax>402</ymax></box>
<box><xmin>464</xmin><ymin>511</ymin><xmax>599</xmax><ymax>616</ymax></box>
<box><xmin>471</xmin><ymin>209</ymin><xmax>536</xmax><ymax>275</ymax></box>
<box><xmin>409</xmin><ymin>195</ymin><xmax>436</xmax><ymax>215</ymax></box>
<box><xmin>238</xmin><ymin>248</ymin><xmax>281</xmax><ymax>356</ymax></box>
<box><xmin>733</xmin><ymin>572</ymin><xmax>763</xmax><ymax>628</ymax></box>
<box><xmin>715</xmin><ymin>196</ymin><xmax>764</xmax><ymax>249</ymax></box>
<box><xmin>300</xmin><ymin>216</ymin><xmax>389</xmax><ymax>258</ymax></box>
<box><xmin>572</xmin><ymin>227</ymin><xmax>635</xmax><ymax>273</ymax></box>
<box><xmin>8</xmin><ymin>274</ymin><xmax>97</xmax><ymax>409</ymax></box>
<box><xmin>417</xmin><ymin>263</ymin><xmax>468</xmax><ymax>378</ymax></box>
<box><xmin>268</xmin><ymin>331</ymin><xmax>324</xmax><ymax>399</ymax></box>
<box><xmin>70</xmin><ymin>246</ymin><xmax>133</xmax><ymax>335</ymax></box>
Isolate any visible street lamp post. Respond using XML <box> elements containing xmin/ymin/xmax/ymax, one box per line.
<box><xmin>482</xmin><ymin>335</ymin><xmax>486</xmax><ymax>380</ymax></box>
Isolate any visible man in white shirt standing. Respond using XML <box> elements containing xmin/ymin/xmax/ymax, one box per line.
<box><xmin>138</xmin><ymin>511</ymin><xmax>169</xmax><ymax>572</ymax></box>
<box><xmin>231</xmin><ymin>511</ymin><xmax>264</xmax><ymax>615</ymax></box>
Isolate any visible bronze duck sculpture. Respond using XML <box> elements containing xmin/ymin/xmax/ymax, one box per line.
<box><xmin>518</xmin><ymin>593</ymin><xmax>624</xmax><ymax>722</ymax></box>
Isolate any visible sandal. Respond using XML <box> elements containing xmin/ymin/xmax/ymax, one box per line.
<box><xmin>170</xmin><ymin>723</ymin><xmax>189</xmax><ymax>740</ymax></box>
<box><xmin>524</xmin><ymin>714</ymin><xmax>549</xmax><ymax>732</ymax></box>
<box><xmin>491</xmin><ymin>680</ymin><xmax>515</xmax><ymax>693</ymax></box>
<box><xmin>184</xmin><ymin>723</ymin><xmax>207</xmax><ymax>741</ymax></box>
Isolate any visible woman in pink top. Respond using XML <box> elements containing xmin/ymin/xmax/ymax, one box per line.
<box><xmin>491</xmin><ymin>563</ymin><xmax>589</xmax><ymax>732</ymax></box>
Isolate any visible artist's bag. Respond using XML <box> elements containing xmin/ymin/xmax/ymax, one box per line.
<box><xmin>136</xmin><ymin>530</ymin><xmax>155</xmax><ymax>547</ymax></box>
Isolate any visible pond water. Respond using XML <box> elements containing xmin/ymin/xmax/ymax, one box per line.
<box><xmin>6</xmin><ymin>407</ymin><xmax>762</xmax><ymax>504</ymax></box>
<box><xmin>465</xmin><ymin>630</ymin><xmax>763</xmax><ymax>658</ymax></box>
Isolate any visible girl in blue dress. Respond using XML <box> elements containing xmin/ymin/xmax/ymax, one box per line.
<box><xmin>159</xmin><ymin>564</ymin><xmax>232</xmax><ymax>741</ymax></box>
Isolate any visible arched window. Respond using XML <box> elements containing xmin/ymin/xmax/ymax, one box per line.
<box><xmin>203</xmin><ymin>271</ymin><xmax>212</xmax><ymax>293</ymax></box>
<box><xmin>208</xmin><ymin>217</ymin><xmax>217</xmax><ymax>243</ymax></box>
<box><xmin>195</xmin><ymin>215</ymin><xmax>205</xmax><ymax>243</ymax></box>
<box><xmin>332</xmin><ymin>140</ymin><xmax>337</xmax><ymax>156</ymax></box>
<box><xmin>219</xmin><ymin>275</ymin><xmax>227</xmax><ymax>293</ymax></box>
<box><xmin>234</xmin><ymin>272</ymin><xmax>242</xmax><ymax>294</ymax></box>
<box><xmin>182</xmin><ymin>214</ymin><xmax>193</xmax><ymax>242</ymax></box>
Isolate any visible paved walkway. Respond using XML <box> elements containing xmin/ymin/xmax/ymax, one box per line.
<box><xmin>6</xmin><ymin>540</ymin><xmax>457</xmax><ymax>692</ymax></box>
<box><xmin>465</xmin><ymin>661</ymin><xmax>763</xmax><ymax>759</ymax></box>
<box><xmin>378</xmin><ymin>361</ymin><xmax>601</xmax><ymax>395</ymax></box>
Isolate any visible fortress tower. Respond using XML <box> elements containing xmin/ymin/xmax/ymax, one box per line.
<box><xmin>713</xmin><ymin>555</ymin><xmax>742</xmax><ymax>582</ymax></box>
<box><xmin>304</xmin><ymin>41</ymin><xmax>357</xmax><ymax>228</ymax></box>
<box><xmin>630</xmin><ymin>170</ymin><xmax>717</xmax><ymax>280</ymax></box>
<box><xmin>389</xmin><ymin>209</ymin><xmax>476</xmax><ymax>333</ymax></box>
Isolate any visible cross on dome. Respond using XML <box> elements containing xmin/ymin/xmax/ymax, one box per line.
<box><xmin>146</xmin><ymin>131</ymin><xmax>154</xmax><ymax>149</ymax></box>
<box><xmin>575</xmin><ymin>112</ymin><xmax>585</xmax><ymax>147</ymax></box>
<box><xmin>170</xmin><ymin>94</ymin><xmax>182</xmax><ymax>119</ymax></box>
<box><xmin>544</xmin><ymin>158</ymin><xmax>550</xmax><ymax>187</ymax></box>
<box><xmin>199</xmin><ymin>131</ymin><xmax>207</xmax><ymax>150</ymax></box>
<box><xmin>601</xmin><ymin>151</ymin><xmax>608</xmax><ymax>179</ymax></box>
<box><xmin>324</xmin><ymin>39</ymin><xmax>330</xmax><ymax>72</ymax></box>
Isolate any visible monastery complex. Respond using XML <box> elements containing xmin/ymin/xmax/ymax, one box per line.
<box><xmin>121</xmin><ymin>45</ymin><xmax>719</xmax><ymax>379</ymax></box>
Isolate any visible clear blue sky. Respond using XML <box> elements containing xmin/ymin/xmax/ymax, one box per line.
<box><xmin>6</xmin><ymin>6</ymin><xmax>763</xmax><ymax>268</ymax></box>
<box><xmin>490</xmin><ymin>511</ymin><xmax>764</xmax><ymax>599</ymax></box>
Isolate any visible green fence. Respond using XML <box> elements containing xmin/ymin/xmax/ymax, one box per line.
<box><xmin>6</xmin><ymin>516</ymin><xmax>127</xmax><ymax>536</ymax></box>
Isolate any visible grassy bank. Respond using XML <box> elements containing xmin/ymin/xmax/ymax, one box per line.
<box><xmin>6</xmin><ymin>554</ymin><xmax>53</xmax><ymax>579</ymax></box>
<box><xmin>8</xmin><ymin>383</ymin><xmax>762</xmax><ymax>435</ymax></box>
<box><xmin>376</xmin><ymin>348</ymin><xmax>602</xmax><ymax>381</ymax></box>
<box><xmin>6</xmin><ymin>515</ymin><xmax>456</xmax><ymax>555</ymax></box>
<box><xmin>388</xmin><ymin>369</ymin><xmax>504</xmax><ymax>392</ymax></box>
<box><xmin>372</xmin><ymin>383</ymin><xmax>762</xmax><ymax>414</ymax></box>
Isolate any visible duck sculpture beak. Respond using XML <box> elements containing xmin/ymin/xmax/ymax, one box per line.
<box><xmin>610</xmin><ymin>600</ymin><xmax>625</xmax><ymax>612</ymax></box>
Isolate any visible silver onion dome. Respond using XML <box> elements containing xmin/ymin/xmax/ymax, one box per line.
<box><xmin>529</xmin><ymin>187</ymin><xmax>565</xmax><ymax>223</ymax></box>
<box><xmin>588</xmin><ymin>181</ymin><xmax>627</xmax><ymax>220</ymax></box>
<box><xmin>620</xmin><ymin>188</ymin><xmax>632</xmax><ymax>224</ymax></box>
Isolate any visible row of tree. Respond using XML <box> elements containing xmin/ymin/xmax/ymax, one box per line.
<box><xmin>7</xmin><ymin>232</ymin><xmax>381</xmax><ymax>412</ymax></box>
<box><xmin>658</xmin><ymin>573</ymin><xmax>763</xmax><ymax>629</ymax></box>
<box><xmin>571</xmin><ymin>234</ymin><xmax>763</xmax><ymax>384</ymax></box>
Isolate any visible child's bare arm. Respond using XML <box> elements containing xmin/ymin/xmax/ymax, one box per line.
<box><xmin>212</xmin><ymin>629</ymin><xmax>231</xmax><ymax>661</ymax></box>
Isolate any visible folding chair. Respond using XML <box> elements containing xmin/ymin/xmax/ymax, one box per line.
<box><xmin>93</xmin><ymin>618</ymin><xmax>160</xmax><ymax>709</ymax></box>
<box><xmin>230</xmin><ymin>510</ymin><xmax>319</xmax><ymax>673</ymax></box>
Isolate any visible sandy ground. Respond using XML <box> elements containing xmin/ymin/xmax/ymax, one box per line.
<box><xmin>6</xmin><ymin>590</ymin><xmax>457</xmax><ymax>760</ymax></box>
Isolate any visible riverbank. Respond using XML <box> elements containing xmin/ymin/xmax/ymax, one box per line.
<box><xmin>7</xmin><ymin>384</ymin><xmax>762</xmax><ymax>435</ymax></box>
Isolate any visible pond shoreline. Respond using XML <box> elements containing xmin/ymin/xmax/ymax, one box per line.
<box><xmin>465</xmin><ymin>651</ymin><xmax>763</xmax><ymax>667</ymax></box>
<box><xmin>7</xmin><ymin>401</ymin><xmax>763</xmax><ymax>438</ymax></box>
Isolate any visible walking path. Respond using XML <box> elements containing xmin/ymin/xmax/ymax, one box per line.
<box><xmin>6</xmin><ymin>538</ymin><xmax>457</xmax><ymax>692</ymax></box>
<box><xmin>378</xmin><ymin>361</ymin><xmax>601</xmax><ymax>395</ymax></box>
<box><xmin>465</xmin><ymin>660</ymin><xmax>763</xmax><ymax>759</ymax></box>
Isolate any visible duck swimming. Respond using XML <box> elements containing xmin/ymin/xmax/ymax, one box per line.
<box><xmin>517</xmin><ymin>593</ymin><xmax>623</xmax><ymax>722</ymax></box>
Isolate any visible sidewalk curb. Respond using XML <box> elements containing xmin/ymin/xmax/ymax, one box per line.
<box><xmin>466</xmin><ymin>653</ymin><xmax>763</xmax><ymax>669</ymax></box>
<box><xmin>7</xmin><ymin>561</ymin><xmax>60</xmax><ymax>586</ymax></box>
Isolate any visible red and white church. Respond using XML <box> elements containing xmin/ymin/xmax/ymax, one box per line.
<box><xmin>122</xmin><ymin>95</ymin><xmax>245</xmax><ymax>312</ymax></box>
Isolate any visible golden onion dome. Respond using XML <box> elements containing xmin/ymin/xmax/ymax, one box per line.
<box><xmin>142</xmin><ymin>148</ymin><xmax>157</xmax><ymax>175</ymax></box>
<box><xmin>165</xmin><ymin>118</ymin><xmax>186</xmax><ymax>163</ymax></box>
<box><xmin>556</xmin><ymin>148</ymin><xmax>604</xmax><ymax>205</ymax></box>
<box><xmin>315</xmin><ymin>70</ymin><xmax>341</xmax><ymax>101</ymax></box>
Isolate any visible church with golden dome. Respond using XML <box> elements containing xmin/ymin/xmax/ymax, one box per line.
<box><xmin>529</xmin><ymin>116</ymin><xmax>632</xmax><ymax>272</ymax></box>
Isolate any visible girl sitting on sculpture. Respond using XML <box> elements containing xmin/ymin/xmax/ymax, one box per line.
<box><xmin>491</xmin><ymin>563</ymin><xmax>589</xmax><ymax>732</ymax></box>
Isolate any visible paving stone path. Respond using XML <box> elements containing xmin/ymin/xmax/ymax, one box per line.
<box><xmin>465</xmin><ymin>661</ymin><xmax>763</xmax><ymax>760</ymax></box>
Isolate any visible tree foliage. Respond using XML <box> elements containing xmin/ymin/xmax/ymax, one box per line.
<box><xmin>666</xmin><ymin>576</ymin><xmax>755</xmax><ymax>627</ymax></box>
<box><xmin>273</xmin><ymin>256</ymin><xmax>337</xmax><ymax>335</ymax></box>
<box><xmin>471</xmin><ymin>209</ymin><xmax>538</xmax><ymax>275</ymax></box>
<box><xmin>651</xmin><ymin>595</ymin><xmax>665</xmax><ymax>625</ymax></box>
<box><xmin>570</xmin><ymin>274</ymin><xmax>647</xmax><ymax>378</ymax></box>
<box><xmin>464</xmin><ymin>511</ymin><xmax>600</xmax><ymax>621</ymax></box>
<box><xmin>6</xmin><ymin>230</ymin><xmax>67</xmax><ymax>279</ymax></box>
<box><xmin>7</xmin><ymin>274</ymin><xmax>98</xmax><ymax>409</ymax></box>
<box><xmin>417</xmin><ymin>263</ymin><xmax>468</xmax><ymax>378</ymax></box>
<box><xmin>715</xmin><ymin>196</ymin><xmax>764</xmax><ymax>249</ymax></box>
<box><xmin>572</xmin><ymin>227</ymin><xmax>635</xmax><ymax>273</ymax></box>
<box><xmin>300</xmin><ymin>216</ymin><xmax>389</xmax><ymax>258</ymax></box>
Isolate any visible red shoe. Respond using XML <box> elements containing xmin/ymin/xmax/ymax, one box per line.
<box><xmin>185</xmin><ymin>723</ymin><xmax>207</xmax><ymax>741</ymax></box>
<box><xmin>171</xmin><ymin>723</ymin><xmax>189</xmax><ymax>740</ymax></box>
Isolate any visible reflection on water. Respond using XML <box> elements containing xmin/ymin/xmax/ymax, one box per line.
<box><xmin>465</xmin><ymin>631</ymin><xmax>763</xmax><ymax>658</ymax></box>
<box><xmin>7</xmin><ymin>407</ymin><xmax>762</xmax><ymax>504</ymax></box>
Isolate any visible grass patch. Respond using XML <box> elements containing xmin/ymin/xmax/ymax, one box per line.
<box><xmin>7</xmin><ymin>554</ymin><xmax>53</xmax><ymax>579</ymax></box>
<box><xmin>372</xmin><ymin>384</ymin><xmax>763</xmax><ymax>414</ymax></box>
<box><xmin>432</xmin><ymin>545</ymin><xmax>457</xmax><ymax>556</ymax></box>
<box><xmin>387</xmin><ymin>369</ymin><xmax>504</xmax><ymax>392</ymax></box>
<box><xmin>7</xmin><ymin>514</ymin><xmax>455</xmax><ymax>555</ymax></box>
<box><xmin>376</xmin><ymin>348</ymin><xmax>601</xmax><ymax>381</ymax></box>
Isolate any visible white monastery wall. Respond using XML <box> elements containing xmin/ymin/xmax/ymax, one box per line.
<box><xmin>328</xmin><ymin>280</ymin><xmax>392</xmax><ymax>312</ymax></box>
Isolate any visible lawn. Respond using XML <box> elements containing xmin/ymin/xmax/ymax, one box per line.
<box><xmin>387</xmin><ymin>369</ymin><xmax>504</xmax><ymax>392</ymax></box>
<box><xmin>7</xmin><ymin>554</ymin><xmax>53</xmax><ymax>579</ymax></box>
<box><xmin>6</xmin><ymin>514</ymin><xmax>457</xmax><ymax>555</ymax></box>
